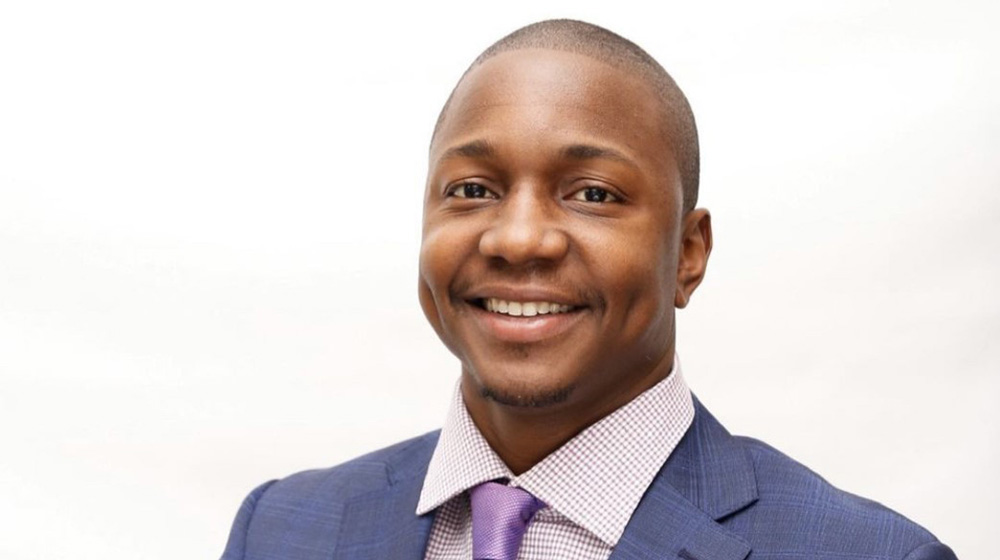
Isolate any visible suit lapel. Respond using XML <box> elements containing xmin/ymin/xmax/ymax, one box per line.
<box><xmin>333</xmin><ymin>480</ymin><xmax>435</xmax><ymax>559</ymax></box>
<box><xmin>609</xmin><ymin>483</ymin><xmax>750</xmax><ymax>560</ymax></box>
<box><xmin>610</xmin><ymin>398</ymin><xmax>757</xmax><ymax>560</ymax></box>
<box><xmin>333</xmin><ymin>434</ymin><xmax>438</xmax><ymax>560</ymax></box>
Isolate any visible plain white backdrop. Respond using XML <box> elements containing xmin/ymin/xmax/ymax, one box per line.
<box><xmin>1</xmin><ymin>1</ymin><xmax>997</xmax><ymax>558</ymax></box>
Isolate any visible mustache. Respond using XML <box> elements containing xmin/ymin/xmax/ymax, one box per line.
<box><xmin>450</xmin><ymin>267</ymin><xmax>606</xmax><ymax>310</ymax></box>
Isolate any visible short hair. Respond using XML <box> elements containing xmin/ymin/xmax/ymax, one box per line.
<box><xmin>433</xmin><ymin>19</ymin><xmax>701</xmax><ymax>212</ymax></box>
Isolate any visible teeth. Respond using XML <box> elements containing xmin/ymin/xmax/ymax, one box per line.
<box><xmin>484</xmin><ymin>298</ymin><xmax>574</xmax><ymax>316</ymax></box>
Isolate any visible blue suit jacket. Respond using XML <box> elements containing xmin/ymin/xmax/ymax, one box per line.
<box><xmin>221</xmin><ymin>399</ymin><xmax>956</xmax><ymax>560</ymax></box>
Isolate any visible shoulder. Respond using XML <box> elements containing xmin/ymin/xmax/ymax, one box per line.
<box><xmin>728</xmin><ymin>435</ymin><xmax>955</xmax><ymax>559</ymax></box>
<box><xmin>220</xmin><ymin>431</ymin><xmax>440</xmax><ymax>559</ymax></box>
<box><xmin>256</xmin><ymin>429</ymin><xmax>440</xmax><ymax>509</ymax></box>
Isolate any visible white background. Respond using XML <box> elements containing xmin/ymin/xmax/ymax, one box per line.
<box><xmin>1</xmin><ymin>1</ymin><xmax>997</xmax><ymax>558</ymax></box>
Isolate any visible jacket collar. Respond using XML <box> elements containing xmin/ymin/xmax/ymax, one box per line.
<box><xmin>333</xmin><ymin>432</ymin><xmax>439</xmax><ymax>559</ymax></box>
<box><xmin>334</xmin><ymin>397</ymin><xmax>757</xmax><ymax>560</ymax></box>
<box><xmin>609</xmin><ymin>397</ymin><xmax>757</xmax><ymax>560</ymax></box>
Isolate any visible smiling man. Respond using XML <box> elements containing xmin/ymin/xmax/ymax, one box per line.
<box><xmin>221</xmin><ymin>20</ymin><xmax>956</xmax><ymax>560</ymax></box>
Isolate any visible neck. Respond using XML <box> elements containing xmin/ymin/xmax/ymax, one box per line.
<box><xmin>460</xmin><ymin>348</ymin><xmax>675</xmax><ymax>475</ymax></box>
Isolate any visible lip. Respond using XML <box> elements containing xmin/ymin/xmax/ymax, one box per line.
<box><xmin>465</xmin><ymin>299</ymin><xmax>588</xmax><ymax>344</ymax></box>
<box><xmin>462</xmin><ymin>285</ymin><xmax>585</xmax><ymax>307</ymax></box>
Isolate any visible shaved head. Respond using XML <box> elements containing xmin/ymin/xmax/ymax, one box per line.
<box><xmin>434</xmin><ymin>19</ymin><xmax>701</xmax><ymax>211</ymax></box>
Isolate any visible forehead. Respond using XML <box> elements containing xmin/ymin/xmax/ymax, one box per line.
<box><xmin>432</xmin><ymin>49</ymin><xmax>673</xmax><ymax>171</ymax></box>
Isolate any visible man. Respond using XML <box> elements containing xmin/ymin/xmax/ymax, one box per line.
<box><xmin>221</xmin><ymin>19</ymin><xmax>956</xmax><ymax>560</ymax></box>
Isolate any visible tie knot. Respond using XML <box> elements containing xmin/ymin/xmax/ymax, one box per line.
<box><xmin>469</xmin><ymin>481</ymin><xmax>545</xmax><ymax>560</ymax></box>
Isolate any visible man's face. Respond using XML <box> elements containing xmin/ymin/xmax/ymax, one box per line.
<box><xmin>419</xmin><ymin>49</ymin><xmax>696</xmax><ymax>417</ymax></box>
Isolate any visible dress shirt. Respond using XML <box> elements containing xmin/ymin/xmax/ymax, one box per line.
<box><xmin>416</xmin><ymin>354</ymin><xmax>695</xmax><ymax>560</ymax></box>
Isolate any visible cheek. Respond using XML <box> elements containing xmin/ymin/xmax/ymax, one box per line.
<box><xmin>419</xmin><ymin>220</ymin><xmax>490</xmax><ymax>364</ymax></box>
<box><xmin>579</xmin><ymin>217</ymin><xmax>674</xmax><ymax>285</ymax></box>
<box><xmin>584</xmin><ymin>220</ymin><xmax>677</xmax><ymax>329</ymax></box>
<box><xmin>420</xmin><ymin>224</ymin><xmax>464</xmax><ymax>290</ymax></box>
<box><xmin>619</xmin><ymin>245</ymin><xmax>675</xmax><ymax>313</ymax></box>
<box><xmin>418</xmin><ymin>222</ymin><xmax>476</xmax><ymax>330</ymax></box>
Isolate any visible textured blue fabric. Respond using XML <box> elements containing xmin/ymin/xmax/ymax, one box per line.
<box><xmin>220</xmin><ymin>398</ymin><xmax>957</xmax><ymax>560</ymax></box>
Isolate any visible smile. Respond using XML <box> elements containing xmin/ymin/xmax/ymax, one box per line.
<box><xmin>466</xmin><ymin>296</ymin><xmax>587</xmax><ymax>344</ymax></box>
<box><xmin>483</xmin><ymin>298</ymin><xmax>575</xmax><ymax>316</ymax></box>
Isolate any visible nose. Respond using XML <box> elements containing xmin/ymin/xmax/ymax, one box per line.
<box><xmin>478</xmin><ymin>189</ymin><xmax>569</xmax><ymax>266</ymax></box>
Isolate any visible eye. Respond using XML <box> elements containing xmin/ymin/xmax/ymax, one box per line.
<box><xmin>570</xmin><ymin>186</ymin><xmax>621</xmax><ymax>203</ymax></box>
<box><xmin>447</xmin><ymin>182</ymin><xmax>498</xmax><ymax>199</ymax></box>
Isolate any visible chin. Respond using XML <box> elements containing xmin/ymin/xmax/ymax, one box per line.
<box><xmin>480</xmin><ymin>382</ymin><xmax>573</xmax><ymax>408</ymax></box>
<box><xmin>465</xmin><ymin>363</ymin><xmax>577</xmax><ymax>409</ymax></box>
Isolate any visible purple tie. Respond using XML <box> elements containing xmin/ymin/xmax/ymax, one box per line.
<box><xmin>469</xmin><ymin>481</ymin><xmax>545</xmax><ymax>560</ymax></box>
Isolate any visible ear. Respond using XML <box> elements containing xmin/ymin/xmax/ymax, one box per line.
<box><xmin>674</xmin><ymin>208</ymin><xmax>713</xmax><ymax>308</ymax></box>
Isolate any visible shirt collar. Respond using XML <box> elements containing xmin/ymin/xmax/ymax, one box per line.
<box><xmin>416</xmin><ymin>354</ymin><xmax>695</xmax><ymax>547</ymax></box>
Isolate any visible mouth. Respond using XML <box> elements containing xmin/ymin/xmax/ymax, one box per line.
<box><xmin>474</xmin><ymin>297</ymin><xmax>578</xmax><ymax>317</ymax></box>
<box><xmin>465</xmin><ymin>297</ymin><xmax>587</xmax><ymax>344</ymax></box>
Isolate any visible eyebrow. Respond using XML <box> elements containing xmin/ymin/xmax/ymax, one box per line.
<box><xmin>438</xmin><ymin>139</ymin><xmax>496</xmax><ymax>162</ymax></box>
<box><xmin>561</xmin><ymin>144</ymin><xmax>637</xmax><ymax>168</ymax></box>
<box><xmin>436</xmin><ymin>140</ymin><xmax>638</xmax><ymax>169</ymax></box>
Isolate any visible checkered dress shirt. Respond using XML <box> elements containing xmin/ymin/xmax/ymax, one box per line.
<box><xmin>415</xmin><ymin>355</ymin><xmax>695</xmax><ymax>560</ymax></box>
